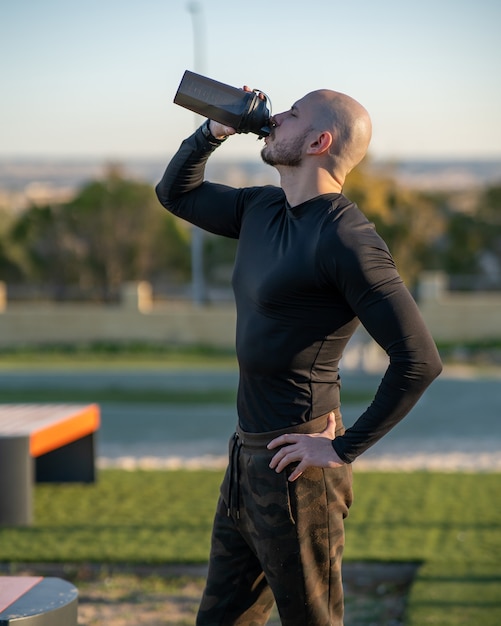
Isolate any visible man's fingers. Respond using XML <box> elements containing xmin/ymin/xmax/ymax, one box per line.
<box><xmin>267</xmin><ymin>432</ymin><xmax>295</xmax><ymax>450</ymax></box>
<box><xmin>269</xmin><ymin>443</ymin><xmax>295</xmax><ymax>471</ymax></box>
<box><xmin>269</xmin><ymin>445</ymin><xmax>304</xmax><ymax>481</ymax></box>
<box><xmin>288</xmin><ymin>464</ymin><xmax>304</xmax><ymax>482</ymax></box>
<box><xmin>267</xmin><ymin>414</ymin><xmax>339</xmax><ymax>478</ymax></box>
<box><xmin>270</xmin><ymin>443</ymin><xmax>306</xmax><ymax>474</ymax></box>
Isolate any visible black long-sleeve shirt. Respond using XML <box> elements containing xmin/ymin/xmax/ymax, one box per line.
<box><xmin>156</xmin><ymin>127</ymin><xmax>442</xmax><ymax>462</ymax></box>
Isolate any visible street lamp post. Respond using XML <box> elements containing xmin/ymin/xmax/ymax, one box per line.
<box><xmin>187</xmin><ymin>1</ymin><xmax>207</xmax><ymax>306</ymax></box>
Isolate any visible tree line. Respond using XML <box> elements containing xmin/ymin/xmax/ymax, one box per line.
<box><xmin>0</xmin><ymin>162</ymin><xmax>499</xmax><ymax>302</ymax></box>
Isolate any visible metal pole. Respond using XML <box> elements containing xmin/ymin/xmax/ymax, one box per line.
<box><xmin>187</xmin><ymin>1</ymin><xmax>207</xmax><ymax>305</ymax></box>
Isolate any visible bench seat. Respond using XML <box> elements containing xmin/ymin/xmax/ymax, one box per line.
<box><xmin>0</xmin><ymin>404</ymin><xmax>100</xmax><ymax>457</ymax></box>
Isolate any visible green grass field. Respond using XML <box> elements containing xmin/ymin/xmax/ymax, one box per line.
<box><xmin>0</xmin><ymin>343</ymin><xmax>239</xmax><ymax>370</ymax></box>
<box><xmin>1</xmin><ymin>470</ymin><xmax>500</xmax><ymax>624</ymax></box>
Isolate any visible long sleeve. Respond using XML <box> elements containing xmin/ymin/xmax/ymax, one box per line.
<box><xmin>323</xmin><ymin>220</ymin><xmax>443</xmax><ymax>462</ymax></box>
<box><xmin>155</xmin><ymin>127</ymin><xmax>219</xmax><ymax>207</ymax></box>
<box><xmin>155</xmin><ymin>127</ymin><xmax>248</xmax><ymax>239</ymax></box>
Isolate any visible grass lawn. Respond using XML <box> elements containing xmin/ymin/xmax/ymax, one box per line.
<box><xmin>407</xmin><ymin>561</ymin><xmax>501</xmax><ymax>626</ymax></box>
<box><xmin>346</xmin><ymin>473</ymin><xmax>501</xmax><ymax>625</ymax></box>
<box><xmin>0</xmin><ymin>343</ymin><xmax>240</xmax><ymax>370</ymax></box>
<box><xmin>1</xmin><ymin>470</ymin><xmax>500</xmax><ymax>624</ymax></box>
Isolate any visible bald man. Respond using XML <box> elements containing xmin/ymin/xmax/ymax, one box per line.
<box><xmin>156</xmin><ymin>88</ymin><xmax>442</xmax><ymax>626</ymax></box>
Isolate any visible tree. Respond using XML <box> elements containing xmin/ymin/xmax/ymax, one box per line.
<box><xmin>431</xmin><ymin>184</ymin><xmax>501</xmax><ymax>284</ymax></box>
<box><xmin>476</xmin><ymin>185</ymin><xmax>501</xmax><ymax>279</ymax></box>
<box><xmin>10</xmin><ymin>204</ymin><xmax>77</xmax><ymax>295</ymax></box>
<box><xmin>344</xmin><ymin>160</ymin><xmax>445</xmax><ymax>287</ymax></box>
<box><xmin>0</xmin><ymin>209</ymin><xmax>23</xmax><ymax>283</ymax></box>
<box><xmin>10</xmin><ymin>166</ymin><xmax>191</xmax><ymax>300</ymax></box>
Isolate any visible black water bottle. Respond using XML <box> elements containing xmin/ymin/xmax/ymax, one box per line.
<box><xmin>173</xmin><ymin>70</ymin><xmax>271</xmax><ymax>138</ymax></box>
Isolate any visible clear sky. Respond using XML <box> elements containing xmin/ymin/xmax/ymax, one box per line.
<box><xmin>1</xmin><ymin>0</ymin><xmax>500</xmax><ymax>161</ymax></box>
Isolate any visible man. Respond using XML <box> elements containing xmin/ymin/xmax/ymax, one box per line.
<box><xmin>156</xmin><ymin>87</ymin><xmax>442</xmax><ymax>626</ymax></box>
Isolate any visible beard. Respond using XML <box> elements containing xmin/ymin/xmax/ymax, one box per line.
<box><xmin>261</xmin><ymin>129</ymin><xmax>311</xmax><ymax>167</ymax></box>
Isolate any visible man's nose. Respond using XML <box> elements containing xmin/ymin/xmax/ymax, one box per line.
<box><xmin>270</xmin><ymin>112</ymin><xmax>283</xmax><ymax>127</ymax></box>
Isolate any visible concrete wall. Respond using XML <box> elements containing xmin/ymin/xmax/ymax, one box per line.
<box><xmin>0</xmin><ymin>275</ymin><xmax>499</xmax><ymax>348</ymax></box>
<box><xmin>418</xmin><ymin>272</ymin><xmax>501</xmax><ymax>342</ymax></box>
<box><xmin>0</xmin><ymin>282</ymin><xmax>237</xmax><ymax>348</ymax></box>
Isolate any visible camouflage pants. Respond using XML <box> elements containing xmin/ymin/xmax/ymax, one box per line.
<box><xmin>196</xmin><ymin>411</ymin><xmax>353</xmax><ymax>626</ymax></box>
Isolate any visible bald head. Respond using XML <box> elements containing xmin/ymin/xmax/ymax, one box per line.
<box><xmin>304</xmin><ymin>89</ymin><xmax>372</xmax><ymax>178</ymax></box>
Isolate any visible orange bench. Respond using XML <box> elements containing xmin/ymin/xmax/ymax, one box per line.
<box><xmin>0</xmin><ymin>404</ymin><xmax>100</xmax><ymax>526</ymax></box>
<box><xmin>0</xmin><ymin>576</ymin><xmax>78</xmax><ymax>625</ymax></box>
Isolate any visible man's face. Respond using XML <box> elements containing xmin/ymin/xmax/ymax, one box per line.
<box><xmin>261</xmin><ymin>95</ymin><xmax>315</xmax><ymax>168</ymax></box>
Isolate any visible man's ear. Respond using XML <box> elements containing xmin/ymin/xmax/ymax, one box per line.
<box><xmin>306</xmin><ymin>131</ymin><xmax>333</xmax><ymax>155</ymax></box>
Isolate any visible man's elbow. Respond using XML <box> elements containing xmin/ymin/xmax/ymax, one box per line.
<box><xmin>431</xmin><ymin>352</ymin><xmax>443</xmax><ymax>381</ymax></box>
<box><xmin>155</xmin><ymin>182</ymin><xmax>172</xmax><ymax>211</ymax></box>
<box><xmin>424</xmin><ymin>348</ymin><xmax>443</xmax><ymax>385</ymax></box>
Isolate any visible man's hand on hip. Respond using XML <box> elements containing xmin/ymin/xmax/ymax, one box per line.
<box><xmin>267</xmin><ymin>412</ymin><xmax>345</xmax><ymax>482</ymax></box>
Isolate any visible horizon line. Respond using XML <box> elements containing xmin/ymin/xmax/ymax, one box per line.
<box><xmin>1</xmin><ymin>153</ymin><xmax>501</xmax><ymax>163</ymax></box>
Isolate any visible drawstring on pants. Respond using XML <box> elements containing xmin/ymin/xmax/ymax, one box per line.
<box><xmin>227</xmin><ymin>432</ymin><xmax>242</xmax><ymax>519</ymax></box>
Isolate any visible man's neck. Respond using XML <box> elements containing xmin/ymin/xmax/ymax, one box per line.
<box><xmin>278</xmin><ymin>166</ymin><xmax>343</xmax><ymax>208</ymax></box>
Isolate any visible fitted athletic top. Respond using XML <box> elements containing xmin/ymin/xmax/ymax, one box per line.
<box><xmin>156</xmin><ymin>127</ymin><xmax>442</xmax><ymax>462</ymax></box>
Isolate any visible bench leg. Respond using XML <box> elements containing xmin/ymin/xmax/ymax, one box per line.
<box><xmin>0</xmin><ymin>436</ymin><xmax>33</xmax><ymax>526</ymax></box>
<box><xmin>35</xmin><ymin>433</ymin><xmax>96</xmax><ymax>483</ymax></box>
